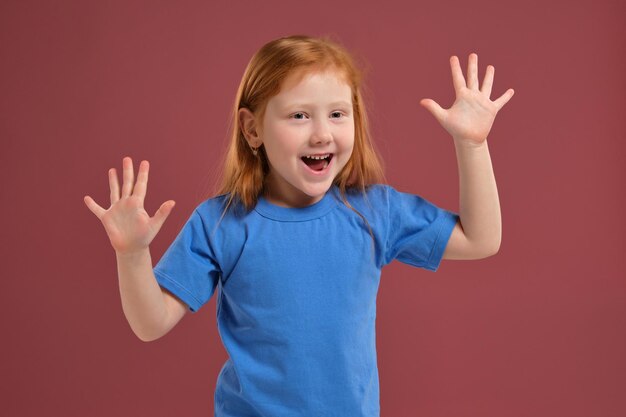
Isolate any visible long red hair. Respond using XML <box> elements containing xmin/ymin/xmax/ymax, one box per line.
<box><xmin>213</xmin><ymin>34</ymin><xmax>386</xmax><ymax>240</ymax></box>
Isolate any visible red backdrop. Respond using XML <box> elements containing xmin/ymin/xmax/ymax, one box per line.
<box><xmin>1</xmin><ymin>0</ymin><xmax>624</xmax><ymax>416</ymax></box>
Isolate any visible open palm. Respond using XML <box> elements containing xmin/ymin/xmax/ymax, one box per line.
<box><xmin>420</xmin><ymin>53</ymin><xmax>514</xmax><ymax>145</ymax></box>
<box><xmin>84</xmin><ymin>157</ymin><xmax>175</xmax><ymax>255</ymax></box>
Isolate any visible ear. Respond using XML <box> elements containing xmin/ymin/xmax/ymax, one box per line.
<box><xmin>239</xmin><ymin>107</ymin><xmax>262</xmax><ymax>147</ymax></box>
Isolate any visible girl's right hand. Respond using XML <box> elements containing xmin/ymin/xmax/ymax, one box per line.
<box><xmin>84</xmin><ymin>157</ymin><xmax>176</xmax><ymax>255</ymax></box>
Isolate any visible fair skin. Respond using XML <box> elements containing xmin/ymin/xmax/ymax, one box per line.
<box><xmin>84</xmin><ymin>158</ymin><xmax>187</xmax><ymax>340</ymax></box>
<box><xmin>83</xmin><ymin>53</ymin><xmax>513</xmax><ymax>341</ymax></box>
<box><xmin>239</xmin><ymin>68</ymin><xmax>355</xmax><ymax>208</ymax></box>
<box><xmin>423</xmin><ymin>53</ymin><xmax>515</xmax><ymax>259</ymax></box>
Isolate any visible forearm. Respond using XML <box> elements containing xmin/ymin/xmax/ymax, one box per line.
<box><xmin>453</xmin><ymin>137</ymin><xmax>501</xmax><ymax>253</ymax></box>
<box><xmin>116</xmin><ymin>248</ymin><xmax>169</xmax><ymax>341</ymax></box>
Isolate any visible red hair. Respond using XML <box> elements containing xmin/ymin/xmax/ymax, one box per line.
<box><xmin>213</xmin><ymin>34</ymin><xmax>387</xmax><ymax>244</ymax></box>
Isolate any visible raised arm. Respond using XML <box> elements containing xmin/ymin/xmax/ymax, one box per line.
<box><xmin>84</xmin><ymin>157</ymin><xmax>184</xmax><ymax>341</ymax></box>
<box><xmin>419</xmin><ymin>53</ymin><xmax>514</xmax><ymax>259</ymax></box>
<box><xmin>443</xmin><ymin>139</ymin><xmax>500</xmax><ymax>259</ymax></box>
<box><xmin>116</xmin><ymin>249</ymin><xmax>188</xmax><ymax>341</ymax></box>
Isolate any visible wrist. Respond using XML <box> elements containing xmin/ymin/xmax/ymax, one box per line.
<box><xmin>453</xmin><ymin>136</ymin><xmax>488</xmax><ymax>151</ymax></box>
<box><xmin>116</xmin><ymin>247</ymin><xmax>151</xmax><ymax>262</ymax></box>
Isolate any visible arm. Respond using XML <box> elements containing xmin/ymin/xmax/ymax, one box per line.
<box><xmin>84</xmin><ymin>157</ymin><xmax>184</xmax><ymax>341</ymax></box>
<box><xmin>117</xmin><ymin>249</ymin><xmax>188</xmax><ymax>342</ymax></box>
<box><xmin>419</xmin><ymin>53</ymin><xmax>514</xmax><ymax>260</ymax></box>
<box><xmin>443</xmin><ymin>139</ymin><xmax>501</xmax><ymax>260</ymax></box>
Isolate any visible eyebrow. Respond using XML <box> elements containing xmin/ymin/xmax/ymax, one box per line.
<box><xmin>282</xmin><ymin>100</ymin><xmax>353</xmax><ymax>109</ymax></box>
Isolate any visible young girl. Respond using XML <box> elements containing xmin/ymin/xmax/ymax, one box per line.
<box><xmin>84</xmin><ymin>34</ymin><xmax>513</xmax><ymax>416</ymax></box>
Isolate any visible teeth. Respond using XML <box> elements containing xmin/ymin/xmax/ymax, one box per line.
<box><xmin>303</xmin><ymin>154</ymin><xmax>330</xmax><ymax>160</ymax></box>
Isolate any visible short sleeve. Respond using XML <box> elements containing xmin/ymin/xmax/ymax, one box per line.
<box><xmin>153</xmin><ymin>209</ymin><xmax>221</xmax><ymax>312</ymax></box>
<box><xmin>383</xmin><ymin>186</ymin><xmax>459</xmax><ymax>271</ymax></box>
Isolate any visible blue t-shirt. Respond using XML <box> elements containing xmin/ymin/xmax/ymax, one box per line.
<box><xmin>153</xmin><ymin>184</ymin><xmax>459</xmax><ymax>417</ymax></box>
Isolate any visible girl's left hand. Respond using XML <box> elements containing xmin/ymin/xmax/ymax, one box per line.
<box><xmin>420</xmin><ymin>53</ymin><xmax>514</xmax><ymax>146</ymax></box>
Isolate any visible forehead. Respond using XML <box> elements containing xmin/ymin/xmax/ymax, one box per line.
<box><xmin>270</xmin><ymin>68</ymin><xmax>352</xmax><ymax>108</ymax></box>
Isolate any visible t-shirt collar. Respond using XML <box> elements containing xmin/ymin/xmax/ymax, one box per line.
<box><xmin>254</xmin><ymin>185</ymin><xmax>340</xmax><ymax>221</ymax></box>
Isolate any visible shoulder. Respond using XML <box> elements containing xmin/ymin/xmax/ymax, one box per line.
<box><xmin>194</xmin><ymin>193</ymin><xmax>229</xmax><ymax>216</ymax></box>
<box><xmin>194</xmin><ymin>193</ymin><xmax>250</xmax><ymax>222</ymax></box>
<box><xmin>337</xmin><ymin>183</ymin><xmax>401</xmax><ymax>215</ymax></box>
<box><xmin>343</xmin><ymin>184</ymin><xmax>451</xmax><ymax>224</ymax></box>
<box><xmin>332</xmin><ymin>183</ymin><xmax>395</xmax><ymax>224</ymax></box>
<box><xmin>184</xmin><ymin>193</ymin><xmax>253</xmax><ymax>242</ymax></box>
<box><xmin>190</xmin><ymin>193</ymin><xmax>250</xmax><ymax>264</ymax></box>
<box><xmin>340</xmin><ymin>183</ymin><xmax>393</xmax><ymax>205</ymax></box>
<box><xmin>360</xmin><ymin>184</ymin><xmax>437</xmax><ymax>207</ymax></box>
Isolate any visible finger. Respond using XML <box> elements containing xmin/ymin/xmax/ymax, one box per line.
<box><xmin>467</xmin><ymin>53</ymin><xmax>479</xmax><ymax>91</ymax></box>
<box><xmin>84</xmin><ymin>195</ymin><xmax>106</xmax><ymax>219</ymax></box>
<box><xmin>481</xmin><ymin>65</ymin><xmax>495</xmax><ymax>99</ymax></box>
<box><xmin>133</xmin><ymin>160</ymin><xmax>149</xmax><ymax>202</ymax></box>
<box><xmin>151</xmin><ymin>200</ymin><xmax>176</xmax><ymax>233</ymax></box>
<box><xmin>420</xmin><ymin>98</ymin><xmax>447</xmax><ymax>124</ymax></box>
<box><xmin>121</xmin><ymin>156</ymin><xmax>134</xmax><ymax>198</ymax></box>
<box><xmin>493</xmin><ymin>88</ymin><xmax>515</xmax><ymax>110</ymax></box>
<box><xmin>109</xmin><ymin>168</ymin><xmax>120</xmax><ymax>205</ymax></box>
<box><xmin>450</xmin><ymin>56</ymin><xmax>466</xmax><ymax>93</ymax></box>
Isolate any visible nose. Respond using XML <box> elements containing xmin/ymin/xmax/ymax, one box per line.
<box><xmin>310</xmin><ymin>118</ymin><xmax>333</xmax><ymax>145</ymax></box>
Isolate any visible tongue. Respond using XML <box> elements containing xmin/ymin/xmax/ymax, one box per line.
<box><xmin>303</xmin><ymin>158</ymin><xmax>326</xmax><ymax>171</ymax></box>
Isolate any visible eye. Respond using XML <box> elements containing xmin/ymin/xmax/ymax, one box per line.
<box><xmin>331</xmin><ymin>111</ymin><xmax>343</xmax><ymax>118</ymax></box>
<box><xmin>291</xmin><ymin>112</ymin><xmax>308</xmax><ymax>120</ymax></box>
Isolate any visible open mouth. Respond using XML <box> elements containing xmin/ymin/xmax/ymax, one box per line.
<box><xmin>301</xmin><ymin>154</ymin><xmax>333</xmax><ymax>172</ymax></box>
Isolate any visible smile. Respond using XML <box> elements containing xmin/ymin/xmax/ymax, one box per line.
<box><xmin>300</xmin><ymin>153</ymin><xmax>334</xmax><ymax>174</ymax></box>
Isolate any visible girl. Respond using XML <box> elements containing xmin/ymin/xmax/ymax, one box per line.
<box><xmin>84</xmin><ymin>34</ymin><xmax>513</xmax><ymax>416</ymax></box>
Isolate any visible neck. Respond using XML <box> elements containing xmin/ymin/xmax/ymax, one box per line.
<box><xmin>263</xmin><ymin>177</ymin><xmax>325</xmax><ymax>208</ymax></box>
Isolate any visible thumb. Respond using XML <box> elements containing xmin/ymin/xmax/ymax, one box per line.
<box><xmin>151</xmin><ymin>200</ymin><xmax>176</xmax><ymax>232</ymax></box>
<box><xmin>420</xmin><ymin>99</ymin><xmax>446</xmax><ymax>124</ymax></box>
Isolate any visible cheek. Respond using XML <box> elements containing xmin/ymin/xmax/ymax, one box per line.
<box><xmin>340</xmin><ymin>126</ymin><xmax>355</xmax><ymax>151</ymax></box>
<box><xmin>264</xmin><ymin>136</ymin><xmax>295</xmax><ymax>163</ymax></box>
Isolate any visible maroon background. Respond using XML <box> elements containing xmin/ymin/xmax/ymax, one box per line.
<box><xmin>1</xmin><ymin>0</ymin><xmax>624</xmax><ymax>416</ymax></box>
